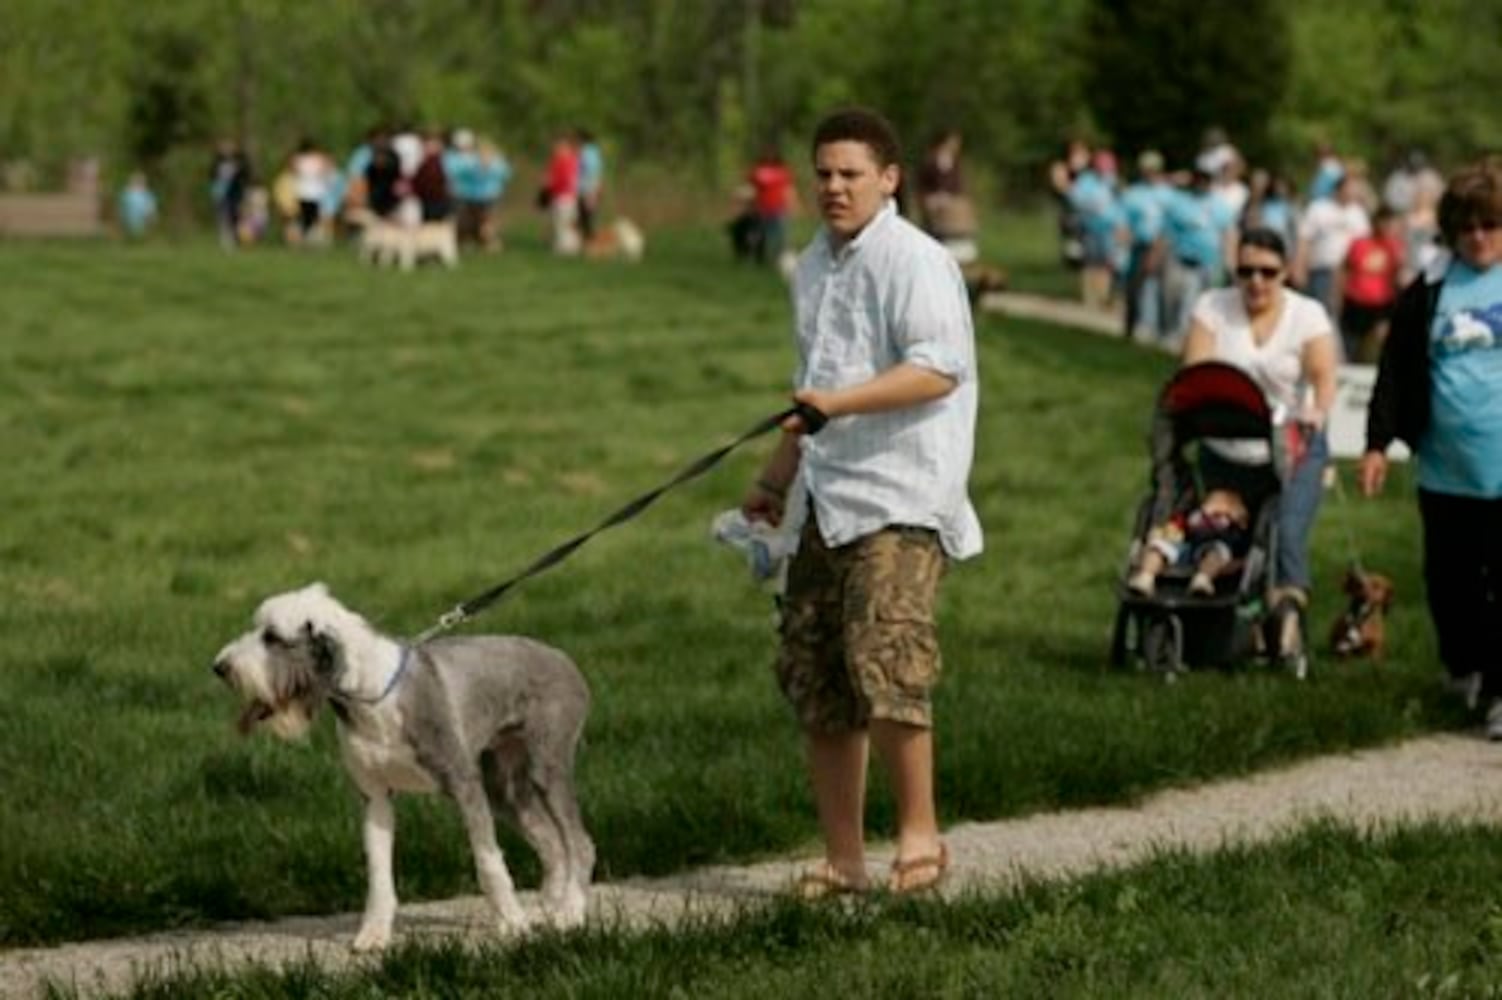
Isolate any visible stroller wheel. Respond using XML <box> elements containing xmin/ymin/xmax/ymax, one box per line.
<box><xmin>1143</xmin><ymin>615</ymin><xmax>1184</xmax><ymax>676</ymax></box>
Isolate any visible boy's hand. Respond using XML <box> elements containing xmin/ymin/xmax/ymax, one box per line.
<box><xmin>783</xmin><ymin>391</ymin><xmax>833</xmax><ymax>434</ymax></box>
<box><xmin>742</xmin><ymin>481</ymin><xmax>786</xmax><ymax>526</ymax></box>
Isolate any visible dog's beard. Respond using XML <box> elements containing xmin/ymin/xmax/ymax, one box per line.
<box><xmin>228</xmin><ymin>661</ymin><xmax>322</xmax><ymax>740</ymax></box>
<box><xmin>237</xmin><ymin>699</ymin><xmax>275</xmax><ymax>735</ymax></box>
<box><xmin>252</xmin><ymin>700</ymin><xmax>315</xmax><ymax>741</ymax></box>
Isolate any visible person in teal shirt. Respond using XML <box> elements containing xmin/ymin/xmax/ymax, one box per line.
<box><xmin>118</xmin><ymin>171</ymin><xmax>158</xmax><ymax>239</ymax></box>
<box><xmin>1120</xmin><ymin>150</ymin><xmax>1174</xmax><ymax>339</ymax></box>
<box><xmin>1158</xmin><ymin>168</ymin><xmax>1236</xmax><ymax>344</ymax></box>
<box><xmin>1362</xmin><ymin>159</ymin><xmax>1502</xmax><ymax>739</ymax></box>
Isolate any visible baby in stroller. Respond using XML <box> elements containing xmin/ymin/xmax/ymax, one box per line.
<box><xmin>1111</xmin><ymin>361</ymin><xmax>1309</xmax><ymax>677</ymax></box>
<box><xmin>1127</xmin><ymin>487</ymin><xmax>1251</xmax><ymax>598</ymax></box>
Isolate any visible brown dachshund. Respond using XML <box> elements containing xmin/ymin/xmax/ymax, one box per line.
<box><xmin>1329</xmin><ymin>568</ymin><xmax>1395</xmax><ymax>660</ymax></box>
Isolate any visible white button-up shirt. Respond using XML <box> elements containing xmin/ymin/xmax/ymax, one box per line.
<box><xmin>789</xmin><ymin>201</ymin><xmax>983</xmax><ymax>560</ymax></box>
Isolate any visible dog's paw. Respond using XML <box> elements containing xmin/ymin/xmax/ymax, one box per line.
<box><xmin>492</xmin><ymin>912</ymin><xmax>531</xmax><ymax>938</ymax></box>
<box><xmin>545</xmin><ymin>892</ymin><xmax>588</xmax><ymax>930</ymax></box>
<box><xmin>351</xmin><ymin>922</ymin><xmax>392</xmax><ymax>952</ymax></box>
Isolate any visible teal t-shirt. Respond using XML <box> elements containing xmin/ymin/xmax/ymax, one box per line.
<box><xmin>1418</xmin><ymin>261</ymin><xmax>1502</xmax><ymax>498</ymax></box>
<box><xmin>1121</xmin><ymin>181</ymin><xmax>1171</xmax><ymax>245</ymax></box>
<box><xmin>1163</xmin><ymin>189</ymin><xmax>1233</xmax><ymax>271</ymax></box>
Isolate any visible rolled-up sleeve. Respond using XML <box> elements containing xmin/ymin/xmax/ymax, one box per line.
<box><xmin>889</xmin><ymin>247</ymin><xmax>972</xmax><ymax>381</ymax></box>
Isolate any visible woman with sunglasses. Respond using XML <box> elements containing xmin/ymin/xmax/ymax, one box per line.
<box><xmin>1362</xmin><ymin>159</ymin><xmax>1502</xmax><ymax>738</ymax></box>
<box><xmin>1180</xmin><ymin>227</ymin><xmax>1340</xmax><ymax>662</ymax></box>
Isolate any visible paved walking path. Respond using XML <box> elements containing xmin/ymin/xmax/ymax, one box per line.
<box><xmin>5</xmin><ymin>733</ymin><xmax>1500</xmax><ymax>999</ymax></box>
<box><xmin>978</xmin><ymin>290</ymin><xmax>1141</xmax><ymax>342</ymax></box>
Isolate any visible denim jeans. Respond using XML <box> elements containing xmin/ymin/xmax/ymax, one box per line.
<box><xmin>1123</xmin><ymin>243</ymin><xmax>1163</xmax><ymax>339</ymax></box>
<box><xmin>1305</xmin><ymin>267</ymin><xmax>1337</xmax><ymax>319</ymax></box>
<box><xmin>1275</xmin><ymin>429</ymin><xmax>1329</xmax><ymax>592</ymax></box>
<box><xmin>1161</xmin><ymin>256</ymin><xmax>1211</xmax><ymax>346</ymax></box>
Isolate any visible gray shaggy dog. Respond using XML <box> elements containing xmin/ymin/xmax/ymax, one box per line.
<box><xmin>211</xmin><ymin>582</ymin><xmax>593</xmax><ymax>950</ymax></box>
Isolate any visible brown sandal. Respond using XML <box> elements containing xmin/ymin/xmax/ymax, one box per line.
<box><xmin>887</xmin><ymin>842</ymin><xmax>950</xmax><ymax>894</ymax></box>
<box><xmin>792</xmin><ymin>861</ymin><xmax>868</xmax><ymax>900</ymax></box>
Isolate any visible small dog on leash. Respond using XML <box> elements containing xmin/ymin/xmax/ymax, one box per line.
<box><xmin>1328</xmin><ymin>567</ymin><xmax>1395</xmax><ymax>660</ymax></box>
<box><xmin>211</xmin><ymin>583</ymin><xmax>594</xmax><ymax>950</ymax></box>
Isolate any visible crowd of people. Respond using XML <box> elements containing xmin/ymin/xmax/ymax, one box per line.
<box><xmin>1051</xmin><ymin>130</ymin><xmax>1445</xmax><ymax>363</ymax></box>
<box><xmin>190</xmin><ymin>125</ymin><xmax>618</xmax><ymax>260</ymax></box>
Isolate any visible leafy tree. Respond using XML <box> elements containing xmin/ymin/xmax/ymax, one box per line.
<box><xmin>124</xmin><ymin>26</ymin><xmax>212</xmax><ymax>170</ymax></box>
<box><xmin>1080</xmin><ymin>0</ymin><xmax>1292</xmax><ymax>168</ymax></box>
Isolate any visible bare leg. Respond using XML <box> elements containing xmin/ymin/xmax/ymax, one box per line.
<box><xmin>805</xmin><ymin>729</ymin><xmax>870</xmax><ymax>885</ymax></box>
<box><xmin>869</xmin><ymin>719</ymin><xmax>942</xmax><ymax>863</ymax></box>
<box><xmin>1130</xmin><ymin>549</ymin><xmax>1166</xmax><ymax>594</ymax></box>
<box><xmin>1191</xmin><ymin>544</ymin><xmax>1232</xmax><ymax>594</ymax></box>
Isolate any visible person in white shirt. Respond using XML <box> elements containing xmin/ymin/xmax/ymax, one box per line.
<box><xmin>743</xmin><ymin>107</ymin><xmax>981</xmax><ymax>899</ymax></box>
<box><xmin>1294</xmin><ymin>174</ymin><xmax>1371</xmax><ymax>323</ymax></box>
<box><xmin>1182</xmin><ymin>227</ymin><xmax>1339</xmax><ymax>664</ymax></box>
<box><xmin>291</xmin><ymin>139</ymin><xmax>333</xmax><ymax>244</ymax></box>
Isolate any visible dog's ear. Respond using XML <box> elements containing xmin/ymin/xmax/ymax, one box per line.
<box><xmin>302</xmin><ymin>620</ymin><xmax>344</xmax><ymax>678</ymax></box>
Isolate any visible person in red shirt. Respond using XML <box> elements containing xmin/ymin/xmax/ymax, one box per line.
<box><xmin>543</xmin><ymin>133</ymin><xmax>580</xmax><ymax>255</ymax></box>
<box><xmin>748</xmin><ymin>147</ymin><xmax>797</xmax><ymax>266</ymax></box>
<box><xmin>1340</xmin><ymin>207</ymin><xmax>1405</xmax><ymax>361</ymax></box>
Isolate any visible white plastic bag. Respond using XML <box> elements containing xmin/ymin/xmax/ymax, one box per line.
<box><xmin>710</xmin><ymin>508</ymin><xmax>798</xmax><ymax>586</ymax></box>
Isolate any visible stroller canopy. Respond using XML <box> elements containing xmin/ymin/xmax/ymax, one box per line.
<box><xmin>1155</xmin><ymin>361</ymin><xmax>1273</xmax><ymax>443</ymax></box>
<box><xmin>1148</xmin><ymin>362</ymin><xmax>1278</xmax><ymax>526</ymax></box>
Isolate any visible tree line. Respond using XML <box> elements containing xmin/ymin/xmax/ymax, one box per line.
<box><xmin>3</xmin><ymin>0</ymin><xmax>1500</xmax><ymax>212</ymax></box>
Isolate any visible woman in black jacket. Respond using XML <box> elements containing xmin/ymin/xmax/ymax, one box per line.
<box><xmin>1361</xmin><ymin>158</ymin><xmax>1502</xmax><ymax>737</ymax></box>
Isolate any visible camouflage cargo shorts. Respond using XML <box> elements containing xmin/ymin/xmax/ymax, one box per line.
<box><xmin>774</xmin><ymin>517</ymin><xmax>946</xmax><ymax>733</ymax></box>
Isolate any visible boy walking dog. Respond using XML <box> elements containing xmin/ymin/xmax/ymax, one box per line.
<box><xmin>743</xmin><ymin>108</ymin><xmax>982</xmax><ymax>897</ymax></box>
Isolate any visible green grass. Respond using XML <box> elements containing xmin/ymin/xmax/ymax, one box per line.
<box><xmin>978</xmin><ymin>203</ymin><xmax>1082</xmax><ymax>300</ymax></box>
<box><xmin>63</xmin><ymin>823</ymin><xmax>1502</xmax><ymax>999</ymax></box>
<box><xmin>0</xmin><ymin>226</ymin><xmax>1455</xmax><ymax>947</ymax></box>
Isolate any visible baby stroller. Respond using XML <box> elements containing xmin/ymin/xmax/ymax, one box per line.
<box><xmin>1109</xmin><ymin>362</ymin><xmax>1309</xmax><ymax>679</ymax></box>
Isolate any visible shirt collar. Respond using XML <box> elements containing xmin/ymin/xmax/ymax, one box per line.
<box><xmin>822</xmin><ymin>199</ymin><xmax>898</xmax><ymax>259</ymax></box>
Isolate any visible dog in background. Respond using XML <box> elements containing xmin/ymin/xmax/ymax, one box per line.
<box><xmin>351</xmin><ymin>203</ymin><xmax>460</xmax><ymax>271</ymax></box>
<box><xmin>359</xmin><ymin>219</ymin><xmax>460</xmax><ymax>271</ymax></box>
<box><xmin>1328</xmin><ymin>567</ymin><xmax>1394</xmax><ymax>660</ymax></box>
<box><xmin>583</xmin><ymin>217</ymin><xmax>645</xmax><ymax>262</ymax></box>
<box><xmin>211</xmin><ymin>583</ymin><xmax>594</xmax><ymax>950</ymax></box>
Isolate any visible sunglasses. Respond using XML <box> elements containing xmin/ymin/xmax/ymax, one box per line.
<box><xmin>1457</xmin><ymin>218</ymin><xmax>1502</xmax><ymax>234</ymax></box>
<box><xmin>1235</xmin><ymin>265</ymin><xmax>1283</xmax><ymax>280</ymax></box>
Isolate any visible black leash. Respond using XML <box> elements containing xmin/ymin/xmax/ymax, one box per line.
<box><xmin>411</xmin><ymin>402</ymin><xmax>827</xmax><ymax>643</ymax></box>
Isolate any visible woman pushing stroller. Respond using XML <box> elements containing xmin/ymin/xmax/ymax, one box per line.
<box><xmin>1178</xmin><ymin>227</ymin><xmax>1340</xmax><ymax>652</ymax></box>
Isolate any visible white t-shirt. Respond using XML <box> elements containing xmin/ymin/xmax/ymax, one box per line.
<box><xmin>292</xmin><ymin>153</ymin><xmax>328</xmax><ymax>202</ymax></box>
<box><xmin>1192</xmin><ymin>287</ymin><xmax>1335</xmax><ymax>463</ymax></box>
<box><xmin>1298</xmin><ymin>199</ymin><xmax>1370</xmax><ymax>270</ymax></box>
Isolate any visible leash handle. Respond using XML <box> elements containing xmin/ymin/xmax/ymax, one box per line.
<box><xmin>791</xmin><ymin>401</ymin><xmax>828</xmax><ymax>435</ymax></box>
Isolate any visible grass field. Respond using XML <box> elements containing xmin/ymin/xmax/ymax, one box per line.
<box><xmin>0</xmin><ymin>222</ymin><xmax>1456</xmax><ymax>950</ymax></box>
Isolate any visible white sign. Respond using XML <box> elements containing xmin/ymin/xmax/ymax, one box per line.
<box><xmin>1328</xmin><ymin>364</ymin><xmax>1410</xmax><ymax>461</ymax></box>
